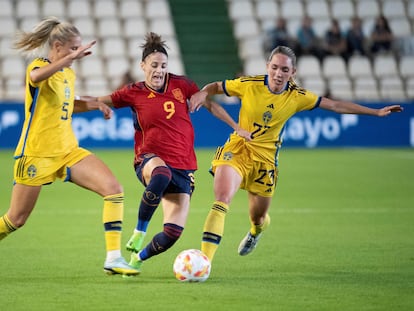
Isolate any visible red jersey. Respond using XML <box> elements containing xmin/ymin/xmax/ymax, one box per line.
<box><xmin>111</xmin><ymin>73</ymin><xmax>199</xmax><ymax>170</ymax></box>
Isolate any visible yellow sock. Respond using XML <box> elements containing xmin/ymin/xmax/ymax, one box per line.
<box><xmin>103</xmin><ymin>193</ymin><xmax>124</xmax><ymax>252</ymax></box>
<box><xmin>0</xmin><ymin>214</ymin><xmax>17</xmax><ymax>241</ymax></box>
<box><xmin>201</xmin><ymin>201</ymin><xmax>229</xmax><ymax>262</ymax></box>
<box><xmin>250</xmin><ymin>213</ymin><xmax>271</xmax><ymax>236</ymax></box>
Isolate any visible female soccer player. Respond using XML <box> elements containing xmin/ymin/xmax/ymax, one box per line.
<box><xmin>0</xmin><ymin>17</ymin><xmax>139</xmax><ymax>276</ymax></box>
<box><xmin>95</xmin><ymin>32</ymin><xmax>237</xmax><ymax>274</ymax></box>
<box><xmin>190</xmin><ymin>45</ymin><xmax>403</xmax><ymax>262</ymax></box>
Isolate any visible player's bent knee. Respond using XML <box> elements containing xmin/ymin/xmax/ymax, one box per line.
<box><xmin>101</xmin><ymin>181</ymin><xmax>123</xmax><ymax>197</ymax></box>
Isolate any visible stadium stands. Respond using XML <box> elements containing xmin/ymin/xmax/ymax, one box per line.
<box><xmin>229</xmin><ymin>0</ymin><xmax>414</xmax><ymax>101</ymax></box>
<box><xmin>0</xmin><ymin>0</ymin><xmax>413</xmax><ymax>101</ymax></box>
<box><xmin>0</xmin><ymin>0</ymin><xmax>185</xmax><ymax>97</ymax></box>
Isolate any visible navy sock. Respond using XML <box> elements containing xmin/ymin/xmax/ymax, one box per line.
<box><xmin>136</xmin><ymin>166</ymin><xmax>172</xmax><ymax>231</ymax></box>
<box><xmin>139</xmin><ymin>223</ymin><xmax>183</xmax><ymax>260</ymax></box>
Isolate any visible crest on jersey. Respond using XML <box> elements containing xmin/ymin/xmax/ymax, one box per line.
<box><xmin>27</xmin><ymin>165</ymin><xmax>37</xmax><ymax>178</ymax></box>
<box><xmin>64</xmin><ymin>85</ymin><xmax>70</xmax><ymax>100</ymax></box>
<box><xmin>172</xmin><ymin>88</ymin><xmax>185</xmax><ymax>103</ymax></box>
<box><xmin>262</xmin><ymin>111</ymin><xmax>272</xmax><ymax>124</ymax></box>
<box><xmin>223</xmin><ymin>152</ymin><xmax>233</xmax><ymax>161</ymax></box>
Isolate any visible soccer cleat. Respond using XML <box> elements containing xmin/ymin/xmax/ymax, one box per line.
<box><xmin>238</xmin><ymin>232</ymin><xmax>262</xmax><ymax>256</ymax></box>
<box><xmin>103</xmin><ymin>257</ymin><xmax>140</xmax><ymax>276</ymax></box>
<box><xmin>126</xmin><ymin>231</ymin><xmax>145</xmax><ymax>253</ymax></box>
<box><xmin>128</xmin><ymin>252</ymin><xmax>143</xmax><ymax>272</ymax></box>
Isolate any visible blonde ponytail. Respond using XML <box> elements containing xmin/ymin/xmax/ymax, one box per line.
<box><xmin>14</xmin><ymin>16</ymin><xmax>80</xmax><ymax>57</ymax></box>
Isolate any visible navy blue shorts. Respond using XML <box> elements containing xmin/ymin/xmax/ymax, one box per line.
<box><xmin>134</xmin><ymin>154</ymin><xmax>195</xmax><ymax>195</ymax></box>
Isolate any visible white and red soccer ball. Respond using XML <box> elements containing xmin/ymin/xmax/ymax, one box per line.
<box><xmin>173</xmin><ymin>249</ymin><xmax>211</xmax><ymax>282</ymax></box>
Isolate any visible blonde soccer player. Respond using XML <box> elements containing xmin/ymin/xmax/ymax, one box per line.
<box><xmin>0</xmin><ymin>17</ymin><xmax>139</xmax><ymax>276</ymax></box>
<box><xmin>190</xmin><ymin>45</ymin><xmax>403</xmax><ymax>264</ymax></box>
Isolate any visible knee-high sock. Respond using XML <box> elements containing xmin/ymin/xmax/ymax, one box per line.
<box><xmin>136</xmin><ymin>166</ymin><xmax>172</xmax><ymax>232</ymax></box>
<box><xmin>0</xmin><ymin>214</ymin><xmax>17</xmax><ymax>241</ymax></box>
<box><xmin>250</xmin><ymin>213</ymin><xmax>271</xmax><ymax>236</ymax></box>
<box><xmin>139</xmin><ymin>223</ymin><xmax>183</xmax><ymax>260</ymax></box>
<box><xmin>103</xmin><ymin>193</ymin><xmax>124</xmax><ymax>252</ymax></box>
<box><xmin>201</xmin><ymin>201</ymin><xmax>229</xmax><ymax>262</ymax></box>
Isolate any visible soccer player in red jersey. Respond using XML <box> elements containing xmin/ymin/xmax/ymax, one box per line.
<box><xmin>92</xmin><ymin>32</ymin><xmax>238</xmax><ymax>274</ymax></box>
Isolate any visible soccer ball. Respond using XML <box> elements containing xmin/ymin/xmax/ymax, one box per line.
<box><xmin>173</xmin><ymin>249</ymin><xmax>211</xmax><ymax>282</ymax></box>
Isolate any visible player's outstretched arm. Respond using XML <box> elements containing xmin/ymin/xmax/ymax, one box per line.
<box><xmin>319</xmin><ymin>97</ymin><xmax>403</xmax><ymax>116</ymax></box>
<box><xmin>190</xmin><ymin>81</ymin><xmax>223</xmax><ymax>113</ymax></box>
<box><xmin>74</xmin><ymin>96</ymin><xmax>113</xmax><ymax>120</ymax></box>
<box><xmin>30</xmin><ymin>41</ymin><xmax>97</xmax><ymax>83</ymax></box>
<box><xmin>203</xmin><ymin>99</ymin><xmax>252</xmax><ymax>141</ymax></box>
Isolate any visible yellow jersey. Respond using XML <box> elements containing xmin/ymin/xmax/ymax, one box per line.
<box><xmin>223</xmin><ymin>75</ymin><xmax>321</xmax><ymax>164</ymax></box>
<box><xmin>14</xmin><ymin>58</ymin><xmax>78</xmax><ymax>158</ymax></box>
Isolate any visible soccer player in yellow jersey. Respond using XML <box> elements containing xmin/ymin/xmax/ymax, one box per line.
<box><xmin>190</xmin><ymin>45</ymin><xmax>403</xmax><ymax>264</ymax></box>
<box><xmin>0</xmin><ymin>17</ymin><xmax>139</xmax><ymax>276</ymax></box>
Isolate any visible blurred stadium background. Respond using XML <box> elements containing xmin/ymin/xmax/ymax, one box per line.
<box><xmin>0</xmin><ymin>0</ymin><xmax>413</xmax><ymax>148</ymax></box>
<box><xmin>0</xmin><ymin>4</ymin><xmax>413</xmax><ymax>309</ymax></box>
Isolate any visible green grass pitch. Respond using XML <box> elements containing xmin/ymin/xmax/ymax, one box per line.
<box><xmin>0</xmin><ymin>148</ymin><xmax>413</xmax><ymax>311</ymax></box>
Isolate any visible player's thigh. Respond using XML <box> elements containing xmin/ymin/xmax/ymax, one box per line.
<box><xmin>213</xmin><ymin>164</ymin><xmax>243</xmax><ymax>204</ymax></box>
<box><xmin>212</xmin><ymin>146</ymin><xmax>249</xmax><ymax>203</ymax></box>
<box><xmin>161</xmin><ymin>193</ymin><xmax>191</xmax><ymax>227</ymax></box>
<box><xmin>69</xmin><ymin>153</ymin><xmax>122</xmax><ymax>196</ymax></box>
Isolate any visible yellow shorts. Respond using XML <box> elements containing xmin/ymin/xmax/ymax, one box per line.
<box><xmin>13</xmin><ymin>147</ymin><xmax>91</xmax><ymax>186</ymax></box>
<box><xmin>211</xmin><ymin>140</ymin><xmax>278</xmax><ymax>197</ymax></box>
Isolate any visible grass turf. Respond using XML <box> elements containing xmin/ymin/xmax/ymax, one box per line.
<box><xmin>0</xmin><ymin>148</ymin><xmax>413</xmax><ymax>311</ymax></box>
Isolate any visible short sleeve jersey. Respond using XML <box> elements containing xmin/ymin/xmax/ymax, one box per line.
<box><xmin>14</xmin><ymin>58</ymin><xmax>78</xmax><ymax>158</ymax></box>
<box><xmin>223</xmin><ymin>75</ymin><xmax>321</xmax><ymax>164</ymax></box>
<box><xmin>111</xmin><ymin>73</ymin><xmax>199</xmax><ymax>170</ymax></box>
